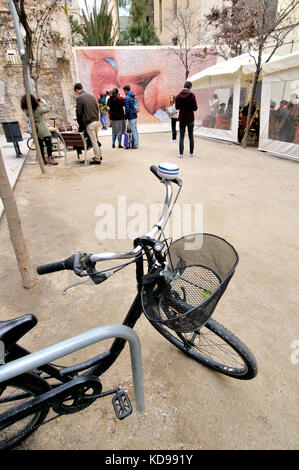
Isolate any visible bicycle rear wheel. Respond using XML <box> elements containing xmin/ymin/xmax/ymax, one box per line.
<box><xmin>150</xmin><ymin>318</ymin><xmax>258</xmax><ymax>380</ymax></box>
<box><xmin>0</xmin><ymin>373</ymin><xmax>50</xmax><ymax>450</ymax></box>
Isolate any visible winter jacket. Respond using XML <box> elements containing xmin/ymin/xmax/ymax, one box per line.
<box><xmin>175</xmin><ymin>89</ymin><xmax>198</xmax><ymax>123</ymax></box>
<box><xmin>124</xmin><ymin>91</ymin><xmax>137</xmax><ymax>120</ymax></box>
<box><xmin>75</xmin><ymin>90</ymin><xmax>99</xmax><ymax>130</ymax></box>
<box><xmin>107</xmin><ymin>95</ymin><xmax>125</xmax><ymax>120</ymax></box>
<box><xmin>26</xmin><ymin>104</ymin><xmax>51</xmax><ymax>138</ymax></box>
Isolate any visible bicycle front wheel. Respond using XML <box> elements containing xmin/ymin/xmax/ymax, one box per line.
<box><xmin>150</xmin><ymin>318</ymin><xmax>258</xmax><ymax>380</ymax></box>
<box><xmin>27</xmin><ymin>137</ymin><xmax>35</xmax><ymax>150</ymax></box>
<box><xmin>0</xmin><ymin>373</ymin><xmax>50</xmax><ymax>450</ymax></box>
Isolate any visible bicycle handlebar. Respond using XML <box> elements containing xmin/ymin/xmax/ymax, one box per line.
<box><xmin>37</xmin><ymin>164</ymin><xmax>180</xmax><ymax>275</ymax></box>
<box><xmin>37</xmin><ymin>255</ymin><xmax>75</xmax><ymax>275</ymax></box>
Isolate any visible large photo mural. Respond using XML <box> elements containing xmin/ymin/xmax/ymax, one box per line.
<box><xmin>74</xmin><ymin>46</ymin><xmax>216</xmax><ymax>124</ymax></box>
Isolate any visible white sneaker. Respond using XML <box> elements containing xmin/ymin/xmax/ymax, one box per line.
<box><xmin>169</xmin><ymin>140</ymin><xmax>176</xmax><ymax>143</ymax></box>
<box><xmin>189</xmin><ymin>153</ymin><xmax>194</xmax><ymax>157</ymax></box>
<box><xmin>177</xmin><ymin>154</ymin><xmax>183</xmax><ymax>159</ymax></box>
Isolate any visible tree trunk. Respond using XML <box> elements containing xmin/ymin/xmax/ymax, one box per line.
<box><xmin>0</xmin><ymin>148</ymin><xmax>37</xmax><ymax>288</ymax></box>
<box><xmin>21</xmin><ymin>53</ymin><xmax>46</xmax><ymax>173</ymax></box>
<box><xmin>241</xmin><ymin>49</ymin><xmax>262</xmax><ymax>148</ymax></box>
<box><xmin>33</xmin><ymin>76</ymin><xmax>39</xmax><ymax>99</ymax></box>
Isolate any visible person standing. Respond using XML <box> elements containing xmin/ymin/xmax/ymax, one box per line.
<box><xmin>209</xmin><ymin>93</ymin><xmax>219</xmax><ymax>128</ymax></box>
<box><xmin>175</xmin><ymin>81</ymin><xmax>198</xmax><ymax>158</ymax></box>
<box><xmin>123</xmin><ymin>84</ymin><xmax>139</xmax><ymax>149</ymax></box>
<box><xmin>98</xmin><ymin>93</ymin><xmax>108</xmax><ymax>130</ymax></box>
<box><xmin>74</xmin><ymin>83</ymin><xmax>102</xmax><ymax>163</ymax></box>
<box><xmin>167</xmin><ymin>94</ymin><xmax>178</xmax><ymax>143</ymax></box>
<box><xmin>107</xmin><ymin>88</ymin><xmax>125</xmax><ymax>148</ymax></box>
<box><xmin>20</xmin><ymin>94</ymin><xmax>58</xmax><ymax>165</ymax></box>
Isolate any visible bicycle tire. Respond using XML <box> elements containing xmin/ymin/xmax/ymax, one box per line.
<box><xmin>0</xmin><ymin>372</ymin><xmax>50</xmax><ymax>450</ymax></box>
<box><xmin>150</xmin><ymin>317</ymin><xmax>258</xmax><ymax>380</ymax></box>
<box><xmin>27</xmin><ymin>137</ymin><xmax>35</xmax><ymax>151</ymax></box>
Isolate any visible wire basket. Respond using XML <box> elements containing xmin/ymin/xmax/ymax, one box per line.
<box><xmin>141</xmin><ymin>233</ymin><xmax>239</xmax><ymax>333</ymax></box>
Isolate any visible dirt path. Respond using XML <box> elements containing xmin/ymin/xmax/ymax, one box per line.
<box><xmin>0</xmin><ymin>132</ymin><xmax>298</xmax><ymax>450</ymax></box>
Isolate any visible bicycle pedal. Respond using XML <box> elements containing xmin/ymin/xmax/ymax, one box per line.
<box><xmin>112</xmin><ymin>391</ymin><xmax>132</xmax><ymax>420</ymax></box>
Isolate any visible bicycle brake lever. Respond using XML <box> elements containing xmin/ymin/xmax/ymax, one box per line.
<box><xmin>62</xmin><ymin>270</ymin><xmax>114</xmax><ymax>294</ymax></box>
<box><xmin>62</xmin><ymin>279</ymin><xmax>95</xmax><ymax>295</ymax></box>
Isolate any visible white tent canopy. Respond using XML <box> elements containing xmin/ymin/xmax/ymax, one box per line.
<box><xmin>258</xmin><ymin>51</ymin><xmax>299</xmax><ymax>161</ymax></box>
<box><xmin>262</xmin><ymin>51</ymin><xmax>299</xmax><ymax>75</ymax></box>
<box><xmin>190</xmin><ymin>52</ymin><xmax>267</xmax><ymax>87</ymax></box>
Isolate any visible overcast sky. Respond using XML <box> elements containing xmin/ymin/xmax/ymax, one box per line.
<box><xmin>77</xmin><ymin>0</ymin><xmax>129</xmax><ymax>16</ymax></box>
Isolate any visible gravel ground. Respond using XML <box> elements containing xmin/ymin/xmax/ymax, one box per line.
<box><xmin>0</xmin><ymin>131</ymin><xmax>298</xmax><ymax>451</ymax></box>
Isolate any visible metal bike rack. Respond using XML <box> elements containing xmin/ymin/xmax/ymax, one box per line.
<box><xmin>0</xmin><ymin>324</ymin><xmax>145</xmax><ymax>413</ymax></box>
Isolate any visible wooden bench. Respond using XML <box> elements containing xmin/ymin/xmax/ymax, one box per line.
<box><xmin>59</xmin><ymin>131</ymin><xmax>88</xmax><ymax>166</ymax></box>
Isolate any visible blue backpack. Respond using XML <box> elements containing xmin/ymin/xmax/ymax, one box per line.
<box><xmin>133</xmin><ymin>97</ymin><xmax>140</xmax><ymax>113</ymax></box>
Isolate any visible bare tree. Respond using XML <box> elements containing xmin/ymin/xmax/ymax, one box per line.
<box><xmin>0</xmin><ymin>149</ymin><xmax>37</xmax><ymax>288</ymax></box>
<box><xmin>163</xmin><ymin>6</ymin><xmax>214</xmax><ymax>80</ymax></box>
<box><xmin>205</xmin><ymin>0</ymin><xmax>256</xmax><ymax>59</ymax></box>
<box><xmin>206</xmin><ymin>0</ymin><xmax>299</xmax><ymax>147</ymax></box>
<box><xmin>12</xmin><ymin>0</ymin><xmax>46</xmax><ymax>173</ymax></box>
<box><xmin>29</xmin><ymin>0</ymin><xmax>59</xmax><ymax>98</ymax></box>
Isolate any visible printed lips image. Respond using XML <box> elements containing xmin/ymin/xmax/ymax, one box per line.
<box><xmin>75</xmin><ymin>47</ymin><xmax>215</xmax><ymax>123</ymax></box>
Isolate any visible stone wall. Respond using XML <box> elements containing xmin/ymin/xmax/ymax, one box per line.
<box><xmin>0</xmin><ymin>0</ymin><xmax>77</xmax><ymax>134</ymax></box>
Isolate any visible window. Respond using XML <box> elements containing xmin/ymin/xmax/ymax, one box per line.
<box><xmin>1</xmin><ymin>40</ymin><xmax>21</xmax><ymax>66</ymax></box>
<box><xmin>198</xmin><ymin>87</ymin><xmax>234</xmax><ymax>130</ymax></box>
<box><xmin>268</xmin><ymin>80</ymin><xmax>299</xmax><ymax>143</ymax></box>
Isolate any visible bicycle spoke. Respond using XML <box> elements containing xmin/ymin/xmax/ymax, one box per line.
<box><xmin>184</xmin><ymin>330</ymin><xmax>246</xmax><ymax>368</ymax></box>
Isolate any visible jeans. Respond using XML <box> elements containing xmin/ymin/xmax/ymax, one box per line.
<box><xmin>171</xmin><ymin>118</ymin><xmax>178</xmax><ymax>141</ymax></box>
<box><xmin>179</xmin><ymin>121</ymin><xmax>194</xmax><ymax>155</ymax></box>
<box><xmin>100</xmin><ymin>114</ymin><xmax>107</xmax><ymax>128</ymax></box>
<box><xmin>112</xmin><ymin>134</ymin><xmax>122</xmax><ymax>146</ymax></box>
<box><xmin>129</xmin><ymin>118</ymin><xmax>139</xmax><ymax>148</ymax></box>
<box><xmin>38</xmin><ymin>136</ymin><xmax>52</xmax><ymax>158</ymax></box>
<box><xmin>86</xmin><ymin>120</ymin><xmax>101</xmax><ymax>159</ymax></box>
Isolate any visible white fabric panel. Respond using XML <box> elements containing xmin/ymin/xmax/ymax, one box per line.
<box><xmin>194</xmin><ymin>75</ymin><xmax>241</xmax><ymax>143</ymax></box>
<box><xmin>259</xmin><ymin>65</ymin><xmax>299</xmax><ymax>161</ymax></box>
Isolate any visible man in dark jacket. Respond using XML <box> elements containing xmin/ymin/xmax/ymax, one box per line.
<box><xmin>74</xmin><ymin>83</ymin><xmax>102</xmax><ymax>163</ymax></box>
<box><xmin>123</xmin><ymin>84</ymin><xmax>139</xmax><ymax>149</ymax></box>
<box><xmin>175</xmin><ymin>81</ymin><xmax>198</xmax><ymax>158</ymax></box>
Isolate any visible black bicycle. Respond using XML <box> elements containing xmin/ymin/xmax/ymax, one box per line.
<box><xmin>0</xmin><ymin>163</ymin><xmax>258</xmax><ymax>450</ymax></box>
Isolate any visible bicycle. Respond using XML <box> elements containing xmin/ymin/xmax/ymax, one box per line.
<box><xmin>26</xmin><ymin>131</ymin><xmax>63</xmax><ymax>154</ymax></box>
<box><xmin>0</xmin><ymin>162</ymin><xmax>258</xmax><ymax>450</ymax></box>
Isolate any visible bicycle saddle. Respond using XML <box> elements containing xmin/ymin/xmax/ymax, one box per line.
<box><xmin>0</xmin><ymin>314</ymin><xmax>37</xmax><ymax>350</ymax></box>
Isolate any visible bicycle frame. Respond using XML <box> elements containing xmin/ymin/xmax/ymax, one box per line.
<box><xmin>0</xmin><ymin>323</ymin><xmax>145</xmax><ymax>415</ymax></box>
<box><xmin>0</xmin><ymin>173</ymin><xmax>177</xmax><ymax>435</ymax></box>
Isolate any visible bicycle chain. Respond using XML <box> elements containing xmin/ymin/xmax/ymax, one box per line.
<box><xmin>0</xmin><ymin>413</ymin><xmax>60</xmax><ymax>449</ymax></box>
<box><xmin>0</xmin><ymin>380</ymin><xmax>103</xmax><ymax>449</ymax></box>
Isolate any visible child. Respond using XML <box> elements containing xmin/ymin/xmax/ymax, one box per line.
<box><xmin>98</xmin><ymin>94</ymin><xmax>108</xmax><ymax>130</ymax></box>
